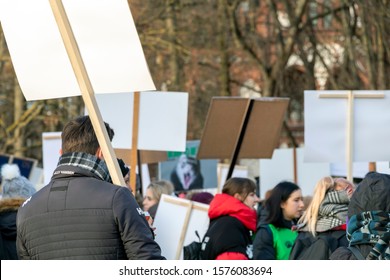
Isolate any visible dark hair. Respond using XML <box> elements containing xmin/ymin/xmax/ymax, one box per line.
<box><xmin>265</xmin><ymin>181</ymin><xmax>300</xmax><ymax>227</ymax></box>
<box><xmin>61</xmin><ymin>115</ymin><xmax>114</xmax><ymax>155</ymax></box>
<box><xmin>222</xmin><ymin>177</ymin><xmax>257</xmax><ymax>202</ymax></box>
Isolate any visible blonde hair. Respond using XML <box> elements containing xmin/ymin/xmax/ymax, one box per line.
<box><xmin>147</xmin><ymin>182</ymin><xmax>171</xmax><ymax>202</ymax></box>
<box><xmin>298</xmin><ymin>176</ymin><xmax>352</xmax><ymax>236</ymax></box>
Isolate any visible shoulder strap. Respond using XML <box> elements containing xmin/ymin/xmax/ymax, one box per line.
<box><xmin>348</xmin><ymin>246</ymin><xmax>365</xmax><ymax>260</ymax></box>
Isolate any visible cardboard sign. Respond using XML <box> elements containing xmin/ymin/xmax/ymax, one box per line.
<box><xmin>153</xmin><ymin>194</ymin><xmax>209</xmax><ymax>260</ymax></box>
<box><xmin>0</xmin><ymin>0</ymin><xmax>155</xmax><ymax>100</ymax></box>
<box><xmin>197</xmin><ymin>97</ymin><xmax>289</xmax><ymax>159</ymax></box>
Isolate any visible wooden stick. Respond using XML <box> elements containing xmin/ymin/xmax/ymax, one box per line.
<box><xmin>368</xmin><ymin>162</ymin><xmax>377</xmax><ymax>172</ymax></box>
<box><xmin>49</xmin><ymin>0</ymin><xmax>125</xmax><ymax>186</ymax></box>
<box><xmin>175</xmin><ymin>202</ymin><xmax>193</xmax><ymax>260</ymax></box>
<box><xmin>319</xmin><ymin>91</ymin><xmax>384</xmax><ymax>182</ymax></box>
<box><xmin>130</xmin><ymin>91</ymin><xmax>141</xmax><ymax>194</ymax></box>
<box><xmin>162</xmin><ymin>195</ymin><xmax>209</xmax><ymax>212</ymax></box>
<box><xmin>346</xmin><ymin>91</ymin><xmax>354</xmax><ymax>182</ymax></box>
<box><xmin>319</xmin><ymin>93</ymin><xmax>385</xmax><ymax>99</ymax></box>
<box><xmin>293</xmin><ymin>147</ymin><xmax>298</xmax><ymax>184</ymax></box>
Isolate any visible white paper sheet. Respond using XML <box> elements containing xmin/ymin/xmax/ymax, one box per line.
<box><xmin>0</xmin><ymin>0</ymin><xmax>155</xmax><ymax>100</ymax></box>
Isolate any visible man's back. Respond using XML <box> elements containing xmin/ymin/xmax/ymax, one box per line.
<box><xmin>17</xmin><ymin>164</ymin><xmax>165</xmax><ymax>260</ymax></box>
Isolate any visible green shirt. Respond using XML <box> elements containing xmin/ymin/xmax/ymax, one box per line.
<box><xmin>268</xmin><ymin>224</ymin><xmax>298</xmax><ymax>260</ymax></box>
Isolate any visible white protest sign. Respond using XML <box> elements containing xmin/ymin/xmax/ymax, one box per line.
<box><xmin>260</xmin><ymin>148</ymin><xmax>330</xmax><ymax>197</ymax></box>
<box><xmin>42</xmin><ymin>132</ymin><xmax>62</xmax><ymax>184</ymax></box>
<box><xmin>330</xmin><ymin>161</ymin><xmax>390</xmax><ymax>178</ymax></box>
<box><xmin>153</xmin><ymin>194</ymin><xmax>209</xmax><ymax>260</ymax></box>
<box><xmin>94</xmin><ymin>92</ymin><xmax>188</xmax><ymax>152</ymax></box>
<box><xmin>0</xmin><ymin>0</ymin><xmax>155</xmax><ymax>100</ymax></box>
<box><xmin>304</xmin><ymin>90</ymin><xmax>390</xmax><ymax>162</ymax></box>
<box><xmin>217</xmin><ymin>163</ymin><xmax>249</xmax><ymax>193</ymax></box>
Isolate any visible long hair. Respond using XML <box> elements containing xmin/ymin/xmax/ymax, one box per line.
<box><xmin>222</xmin><ymin>177</ymin><xmax>257</xmax><ymax>202</ymax></box>
<box><xmin>265</xmin><ymin>181</ymin><xmax>300</xmax><ymax>227</ymax></box>
<box><xmin>298</xmin><ymin>176</ymin><xmax>353</xmax><ymax>236</ymax></box>
<box><xmin>298</xmin><ymin>176</ymin><xmax>335</xmax><ymax>236</ymax></box>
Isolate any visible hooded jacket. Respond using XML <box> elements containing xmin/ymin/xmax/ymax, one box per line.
<box><xmin>330</xmin><ymin>172</ymin><xmax>390</xmax><ymax>260</ymax></box>
<box><xmin>200</xmin><ymin>193</ymin><xmax>257</xmax><ymax>260</ymax></box>
<box><xmin>16</xmin><ymin>160</ymin><xmax>165</xmax><ymax>260</ymax></box>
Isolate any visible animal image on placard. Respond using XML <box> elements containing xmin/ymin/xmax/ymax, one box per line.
<box><xmin>170</xmin><ymin>154</ymin><xmax>204</xmax><ymax>191</ymax></box>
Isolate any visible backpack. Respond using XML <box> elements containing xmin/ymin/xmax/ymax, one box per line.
<box><xmin>183</xmin><ymin>230</ymin><xmax>202</xmax><ymax>260</ymax></box>
<box><xmin>289</xmin><ymin>231</ymin><xmax>345</xmax><ymax>260</ymax></box>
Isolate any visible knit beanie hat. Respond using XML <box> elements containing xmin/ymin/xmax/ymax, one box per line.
<box><xmin>1</xmin><ymin>164</ymin><xmax>36</xmax><ymax>199</ymax></box>
<box><xmin>191</xmin><ymin>192</ymin><xmax>214</xmax><ymax>205</ymax></box>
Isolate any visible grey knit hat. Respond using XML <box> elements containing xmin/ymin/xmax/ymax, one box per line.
<box><xmin>1</xmin><ymin>164</ymin><xmax>36</xmax><ymax>199</ymax></box>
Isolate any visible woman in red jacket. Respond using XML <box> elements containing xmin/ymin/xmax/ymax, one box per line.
<box><xmin>200</xmin><ymin>177</ymin><xmax>260</xmax><ymax>260</ymax></box>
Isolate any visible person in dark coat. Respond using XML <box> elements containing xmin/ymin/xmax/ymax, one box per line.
<box><xmin>330</xmin><ymin>172</ymin><xmax>390</xmax><ymax>260</ymax></box>
<box><xmin>16</xmin><ymin>116</ymin><xmax>165</xmax><ymax>260</ymax></box>
<box><xmin>0</xmin><ymin>164</ymin><xmax>36</xmax><ymax>259</ymax></box>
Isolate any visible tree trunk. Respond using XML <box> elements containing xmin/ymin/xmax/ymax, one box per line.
<box><xmin>13</xmin><ymin>78</ymin><xmax>23</xmax><ymax>156</ymax></box>
<box><xmin>217</xmin><ymin>0</ymin><xmax>230</xmax><ymax>96</ymax></box>
<box><xmin>165</xmin><ymin>0</ymin><xmax>181</xmax><ymax>91</ymax></box>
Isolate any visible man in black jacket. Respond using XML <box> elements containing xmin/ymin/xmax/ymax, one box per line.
<box><xmin>16</xmin><ymin>116</ymin><xmax>165</xmax><ymax>260</ymax></box>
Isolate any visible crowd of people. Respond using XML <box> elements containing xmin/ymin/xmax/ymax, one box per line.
<box><xmin>1</xmin><ymin>115</ymin><xmax>389</xmax><ymax>260</ymax></box>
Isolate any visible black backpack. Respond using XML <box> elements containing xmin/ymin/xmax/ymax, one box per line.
<box><xmin>289</xmin><ymin>231</ymin><xmax>346</xmax><ymax>260</ymax></box>
<box><xmin>183</xmin><ymin>231</ymin><xmax>202</xmax><ymax>260</ymax></box>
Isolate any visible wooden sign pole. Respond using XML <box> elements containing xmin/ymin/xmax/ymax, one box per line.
<box><xmin>368</xmin><ymin>162</ymin><xmax>377</xmax><ymax>172</ymax></box>
<box><xmin>130</xmin><ymin>91</ymin><xmax>141</xmax><ymax>194</ymax></box>
<box><xmin>49</xmin><ymin>0</ymin><xmax>125</xmax><ymax>186</ymax></box>
<box><xmin>175</xmin><ymin>202</ymin><xmax>193</xmax><ymax>260</ymax></box>
<box><xmin>293</xmin><ymin>147</ymin><xmax>298</xmax><ymax>184</ymax></box>
<box><xmin>319</xmin><ymin>91</ymin><xmax>384</xmax><ymax>182</ymax></box>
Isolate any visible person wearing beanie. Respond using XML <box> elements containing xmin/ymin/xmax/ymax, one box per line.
<box><xmin>330</xmin><ymin>172</ymin><xmax>390</xmax><ymax>260</ymax></box>
<box><xmin>0</xmin><ymin>164</ymin><xmax>36</xmax><ymax>259</ymax></box>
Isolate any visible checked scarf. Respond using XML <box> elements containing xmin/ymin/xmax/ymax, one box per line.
<box><xmin>57</xmin><ymin>152</ymin><xmax>111</xmax><ymax>182</ymax></box>
<box><xmin>315</xmin><ymin>189</ymin><xmax>349</xmax><ymax>232</ymax></box>
<box><xmin>347</xmin><ymin>211</ymin><xmax>390</xmax><ymax>260</ymax></box>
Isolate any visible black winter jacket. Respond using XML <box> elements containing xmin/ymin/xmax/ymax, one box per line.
<box><xmin>0</xmin><ymin>198</ymin><xmax>25</xmax><ymax>259</ymax></box>
<box><xmin>16</xmin><ymin>164</ymin><xmax>165</xmax><ymax>260</ymax></box>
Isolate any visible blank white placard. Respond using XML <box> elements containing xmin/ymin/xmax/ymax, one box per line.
<box><xmin>0</xmin><ymin>0</ymin><xmax>155</xmax><ymax>100</ymax></box>
<box><xmin>93</xmin><ymin>91</ymin><xmax>188</xmax><ymax>152</ymax></box>
<box><xmin>304</xmin><ymin>90</ymin><xmax>390</xmax><ymax>162</ymax></box>
<box><xmin>153</xmin><ymin>194</ymin><xmax>209</xmax><ymax>260</ymax></box>
<box><xmin>260</xmin><ymin>148</ymin><xmax>330</xmax><ymax>197</ymax></box>
<box><xmin>42</xmin><ymin>132</ymin><xmax>62</xmax><ymax>184</ymax></box>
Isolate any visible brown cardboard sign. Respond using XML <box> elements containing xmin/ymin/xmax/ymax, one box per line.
<box><xmin>197</xmin><ymin>97</ymin><xmax>289</xmax><ymax>160</ymax></box>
